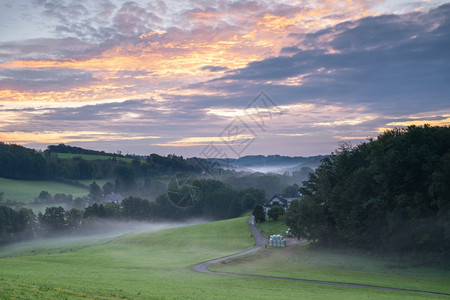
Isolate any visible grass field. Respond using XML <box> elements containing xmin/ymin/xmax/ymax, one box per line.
<box><xmin>256</xmin><ymin>219</ymin><xmax>288</xmax><ymax>236</ymax></box>
<box><xmin>211</xmin><ymin>240</ymin><xmax>450</xmax><ymax>295</ymax></box>
<box><xmin>0</xmin><ymin>217</ymin><xmax>447</xmax><ymax>299</ymax></box>
<box><xmin>0</xmin><ymin>177</ymin><xmax>88</xmax><ymax>203</ymax></box>
<box><xmin>56</xmin><ymin>153</ymin><xmax>134</xmax><ymax>163</ymax></box>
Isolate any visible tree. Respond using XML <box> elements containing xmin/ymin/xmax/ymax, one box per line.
<box><xmin>102</xmin><ymin>181</ymin><xmax>115</xmax><ymax>195</ymax></box>
<box><xmin>65</xmin><ymin>208</ymin><xmax>83</xmax><ymax>230</ymax></box>
<box><xmin>252</xmin><ymin>204</ymin><xmax>265</xmax><ymax>223</ymax></box>
<box><xmin>40</xmin><ymin>206</ymin><xmax>66</xmax><ymax>233</ymax></box>
<box><xmin>37</xmin><ymin>191</ymin><xmax>52</xmax><ymax>203</ymax></box>
<box><xmin>122</xmin><ymin>196</ymin><xmax>153</xmax><ymax>220</ymax></box>
<box><xmin>77</xmin><ymin>158</ymin><xmax>93</xmax><ymax>179</ymax></box>
<box><xmin>268</xmin><ymin>205</ymin><xmax>285</xmax><ymax>221</ymax></box>
<box><xmin>73</xmin><ymin>197</ymin><xmax>86</xmax><ymax>209</ymax></box>
<box><xmin>282</xmin><ymin>184</ymin><xmax>300</xmax><ymax>197</ymax></box>
<box><xmin>287</xmin><ymin>125</ymin><xmax>450</xmax><ymax>251</ymax></box>
<box><xmin>114</xmin><ymin>165</ymin><xmax>136</xmax><ymax>192</ymax></box>
<box><xmin>89</xmin><ymin>181</ymin><xmax>102</xmax><ymax>201</ymax></box>
<box><xmin>241</xmin><ymin>193</ymin><xmax>257</xmax><ymax>211</ymax></box>
<box><xmin>286</xmin><ymin>199</ymin><xmax>324</xmax><ymax>243</ymax></box>
<box><xmin>53</xmin><ymin>193</ymin><xmax>72</xmax><ymax>204</ymax></box>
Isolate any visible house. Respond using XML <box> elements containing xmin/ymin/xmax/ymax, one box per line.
<box><xmin>263</xmin><ymin>192</ymin><xmax>302</xmax><ymax>213</ymax></box>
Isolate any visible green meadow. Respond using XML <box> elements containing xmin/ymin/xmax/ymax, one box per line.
<box><xmin>0</xmin><ymin>177</ymin><xmax>88</xmax><ymax>203</ymax></box>
<box><xmin>211</xmin><ymin>239</ymin><xmax>450</xmax><ymax>295</ymax></box>
<box><xmin>56</xmin><ymin>153</ymin><xmax>134</xmax><ymax>163</ymax></box>
<box><xmin>0</xmin><ymin>217</ymin><xmax>447</xmax><ymax>299</ymax></box>
<box><xmin>256</xmin><ymin>219</ymin><xmax>288</xmax><ymax>236</ymax></box>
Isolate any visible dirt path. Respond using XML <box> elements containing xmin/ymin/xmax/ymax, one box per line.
<box><xmin>192</xmin><ymin>216</ymin><xmax>450</xmax><ymax>297</ymax></box>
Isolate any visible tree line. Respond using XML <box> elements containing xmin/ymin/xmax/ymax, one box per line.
<box><xmin>0</xmin><ymin>143</ymin><xmax>200</xmax><ymax>181</ymax></box>
<box><xmin>286</xmin><ymin>125</ymin><xmax>450</xmax><ymax>253</ymax></box>
<box><xmin>0</xmin><ymin>179</ymin><xmax>265</xmax><ymax>245</ymax></box>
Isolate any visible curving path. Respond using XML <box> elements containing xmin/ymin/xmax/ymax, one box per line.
<box><xmin>192</xmin><ymin>216</ymin><xmax>450</xmax><ymax>297</ymax></box>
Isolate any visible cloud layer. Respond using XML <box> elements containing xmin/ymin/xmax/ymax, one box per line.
<box><xmin>0</xmin><ymin>1</ymin><xmax>449</xmax><ymax>157</ymax></box>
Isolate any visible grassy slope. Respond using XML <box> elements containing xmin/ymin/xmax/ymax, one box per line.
<box><xmin>256</xmin><ymin>219</ymin><xmax>288</xmax><ymax>236</ymax></box>
<box><xmin>0</xmin><ymin>217</ymin><xmax>445</xmax><ymax>299</ymax></box>
<box><xmin>0</xmin><ymin>177</ymin><xmax>88</xmax><ymax>203</ymax></box>
<box><xmin>57</xmin><ymin>153</ymin><xmax>133</xmax><ymax>163</ymax></box>
<box><xmin>211</xmin><ymin>242</ymin><xmax>450</xmax><ymax>295</ymax></box>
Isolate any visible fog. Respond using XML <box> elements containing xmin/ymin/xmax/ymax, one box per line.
<box><xmin>234</xmin><ymin>164</ymin><xmax>301</xmax><ymax>174</ymax></box>
<box><xmin>0</xmin><ymin>219</ymin><xmax>208</xmax><ymax>258</ymax></box>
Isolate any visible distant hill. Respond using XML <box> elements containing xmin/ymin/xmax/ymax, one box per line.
<box><xmin>206</xmin><ymin>155</ymin><xmax>325</xmax><ymax>174</ymax></box>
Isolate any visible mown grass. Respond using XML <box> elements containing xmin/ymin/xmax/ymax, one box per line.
<box><xmin>0</xmin><ymin>217</ymin><xmax>445</xmax><ymax>299</ymax></box>
<box><xmin>0</xmin><ymin>177</ymin><xmax>88</xmax><ymax>203</ymax></box>
<box><xmin>56</xmin><ymin>153</ymin><xmax>134</xmax><ymax>163</ymax></box>
<box><xmin>211</xmin><ymin>241</ymin><xmax>450</xmax><ymax>295</ymax></box>
<box><xmin>256</xmin><ymin>219</ymin><xmax>288</xmax><ymax>236</ymax></box>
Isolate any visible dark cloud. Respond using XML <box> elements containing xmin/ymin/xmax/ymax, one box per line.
<box><xmin>201</xmin><ymin>65</ymin><xmax>228</xmax><ymax>72</ymax></box>
<box><xmin>0</xmin><ymin>68</ymin><xmax>97</xmax><ymax>92</ymax></box>
<box><xmin>204</xmin><ymin>4</ymin><xmax>450</xmax><ymax>114</ymax></box>
<box><xmin>0</xmin><ymin>38</ymin><xmax>91</xmax><ymax>62</ymax></box>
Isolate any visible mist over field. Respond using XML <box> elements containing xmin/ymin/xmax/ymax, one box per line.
<box><xmin>0</xmin><ymin>219</ymin><xmax>207</xmax><ymax>258</ymax></box>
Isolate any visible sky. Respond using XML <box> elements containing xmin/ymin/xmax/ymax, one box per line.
<box><xmin>0</xmin><ymin>0</ymin><xmax>449</xmax><ymax>158</ymax></box>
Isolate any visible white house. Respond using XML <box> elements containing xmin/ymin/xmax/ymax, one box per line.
<box><xmin>263</xmin><ymin>193</ymin><xmax>302</xmax><ymax>214</ymax></box>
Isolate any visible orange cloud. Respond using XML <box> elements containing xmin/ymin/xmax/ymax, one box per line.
<box><xmin>0</xmin><ymin>131</ymin><xmax>159</xmax><ymax>145</ymax></box>
<box><xmin>0</xmin><ymin>0</ymin><xmax>377</xmax><ymax>106</ymax></box>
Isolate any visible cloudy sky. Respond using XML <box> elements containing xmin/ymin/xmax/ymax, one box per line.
<box><xmin>0</xmin><ymin>0</ymin><xmax>449</xmax><ymax>158</ymax></box>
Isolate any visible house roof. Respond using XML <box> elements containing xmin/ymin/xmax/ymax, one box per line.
<box><xmin>263</xmin><ymin>193</ymin><xmax>302</xmax><ymax>208</ymax></box>
<box><xmin>264</xmin><ymin>194</ymin><xmax>288</xmax><ymax>207</ymax></box>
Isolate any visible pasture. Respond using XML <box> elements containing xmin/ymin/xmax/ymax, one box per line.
<box><xmin>211</xmin><ymin>238</ymin><xmax>450</xmax><ymax>295</ymax></box>
<box><xmin>0</xmin><ymin>217</ymin><xmax>447</xmax><ymax>299</ymax></box>
<box><xmin>0</xmin><ymin>177</ymin><xmax>88</xmax><ymax>203</ymax></box>
<box><xmin>56</xmin><ymin>153</ymin><xmax>134</xmax><ymax>163</ymax></box>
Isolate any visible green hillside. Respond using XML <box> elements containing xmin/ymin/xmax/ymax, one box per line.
<box><xmin>56</xmin><ymin>152</ymin><xmax>134</xmax><ymax>163</ymax></box>
<box><xmin>0</xmin><ymin>217</ymin><xmax>443</xmax><ymax>299</ymax></box>
<box><xmin>0</xmin><ymin>177</ymin><xmax>88</xmax><ymax>203</ymax></box>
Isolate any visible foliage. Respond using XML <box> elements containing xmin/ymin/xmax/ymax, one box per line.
<box><xmin>268</xmin><ymin>205</ymin><xmax>285</xmax><ymax>221</ymax></box>
<box><xmin>281</xmin><ymin>183</ymin><xmax>300</xmax><ymax>197</ymax></box>
<box><xmin>252</xmin><ymin>204</ymin><xmax>266</xmax><ymax>223</ymax></box>
<box><xmin>287</xmin><ymin>125</ymin><xmax>450</xmax><ymax>252</ymax></box>
<box><xmin>0</xmin><ymin>142</ymin><xmax>46</xmax><ymax>179</ymax></box>
<box><xmin>121</xmin><ymin>197</ymin><xmax>154</xmax><ymax>220</ymax></box>
<box><xmin>88</xmin><ymin>181</ymin><xmax>102</xmax><ymax>201</ymax></box>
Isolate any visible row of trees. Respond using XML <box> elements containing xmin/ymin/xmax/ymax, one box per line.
<box><xmin>0</xmin><ymin>143</ymin><xmax>201</xmax><ymax>181</ymax></box>
<box><xmin>0</xmin><ymin>179</ymin><xmax>266</xmax><ymax>244</ymax></box>
<box><xmin>286</xmin><ymin>125</ymin><xmax>450</xmax><ymax>253</ymax></box>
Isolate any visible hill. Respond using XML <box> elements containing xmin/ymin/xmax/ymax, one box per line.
<box><xmin>0</xmin><ymin>216</ymin><xmax>443</xmax><ymax>299</ymax></box>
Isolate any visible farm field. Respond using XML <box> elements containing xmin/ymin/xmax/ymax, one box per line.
<box><xmin>56</xmin><ymin>153</ymin><xmax>134</xmax><ymax>163</ymax></box>
<box><xmin>0</xmin><ymin>177</ymin><xmax>88</xmax><ymax>203</ymax></box>
<box><xmin>0</xmin><ymin>217</ymin><xmax>447</xmax><ymax>299</ymax></box>
<box><xmin>256</xmin><ymin>219</ymin><xmax>288</xmax><ymax>236</ymax></box>
<box><xmin>211</xmin><ymin>239</ymin><xmax>450</xmax><ymax>295</ymax></box>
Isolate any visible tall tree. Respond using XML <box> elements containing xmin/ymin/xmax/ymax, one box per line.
<box><xmin>252</xmin><ymin>204</ymin><xmax>266</xmax><ymax>223</ymax></box>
